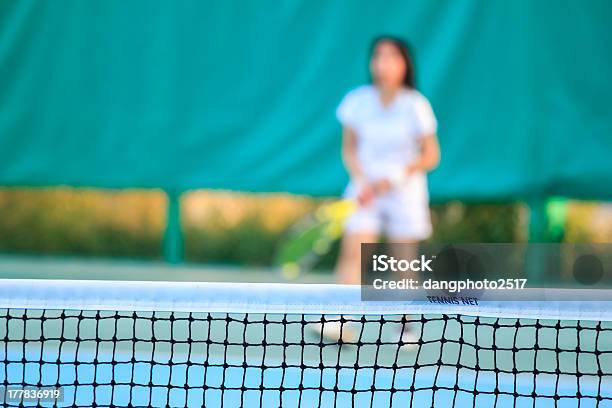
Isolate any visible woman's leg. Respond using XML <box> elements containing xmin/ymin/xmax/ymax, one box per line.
<box><xmin>336</xmin><ymin>232</ymin><xmax>378</xmax><ymax>284</ymax></box>
<box><xmin>314</xmin><ymin>231</ymin><xmax>376</xmax><ymax>342</ymax></box>
<box><xmin>391</xmin><ymin>238</ymin><xmax>419</xmax><ymax>281</ymax></box>
<box><xmin>388</xmin><ymin>237</ymin><xmax>421</xmax><ymax>349</ymax></box>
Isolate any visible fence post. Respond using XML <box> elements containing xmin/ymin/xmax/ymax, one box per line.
<box><xmin>163</xmin><ymin>190</ymin><xmax>184</xmax><ymax>263</ymax></box>
<box><xmin>526</xmin><ymin>196</ymin><xmax>550</xmax><ymax>285</ymax></box>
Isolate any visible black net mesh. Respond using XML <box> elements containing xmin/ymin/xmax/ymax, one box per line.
<box><xmin>1</xmin><ymin>309</ymin><xmax>611</xmax><ymax>407</ymax></box>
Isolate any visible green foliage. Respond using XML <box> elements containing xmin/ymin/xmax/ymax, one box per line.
<box><xmin>0</xmin><ymin>189</ymin><xmax>528</xmax><ymax>267</ymax></box>
<box><xmin>430</xmin><ymin>202</ymin><xmax>524</xmax><ymax>243</ymax></box>
<box><xmin>184</xmin><ymin>212</ymin><xmax>280</xmax><ymax>266</ymax></box>
<box><xmin>0</xmin><ymin>189</ymin><xmax>162</xmax><ymax>259</ymax></box>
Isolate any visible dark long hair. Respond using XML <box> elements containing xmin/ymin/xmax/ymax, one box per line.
<box><xmin>370</xmin><ymin>36</ymin><xmax>416</xmax><ymax>89</ymax></box>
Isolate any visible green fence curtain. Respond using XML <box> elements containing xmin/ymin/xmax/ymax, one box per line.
<box><xmin>1</xmin><ymin>0</ymin><xmax>611</xmax><ymax>200</ymax></box>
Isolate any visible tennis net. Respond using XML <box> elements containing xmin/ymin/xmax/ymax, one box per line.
<box><xmin>0</xmin><ymin>279</ymin><xmax>611</xmax><ymax>407</ymax></box>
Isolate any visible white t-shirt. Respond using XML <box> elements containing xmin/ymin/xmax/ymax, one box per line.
<box><xmin>336</xmin><ymin>85</ymin><xmax>437</xmax><ymax>182</ymax></box>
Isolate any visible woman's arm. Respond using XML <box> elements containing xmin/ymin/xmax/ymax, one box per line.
<box><xmin>341</xmin><ymin>127</ymin><xmax>365</xmax><ymax>182</ymax></box>
<box><xmin>408</xmin><ymin>133</ymin><xmax>440</xmax><ymax>173</ymax></box>
<box><xmin>342</xmin><ymin>127</ymin><xmax>375</xmax><ymax>205</ymax></box>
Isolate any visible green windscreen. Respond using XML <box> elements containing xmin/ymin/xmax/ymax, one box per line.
<box><xmin>0</xmin><ymin>0</ymin><xmax>610</xmax><ymax>200</ymax></box>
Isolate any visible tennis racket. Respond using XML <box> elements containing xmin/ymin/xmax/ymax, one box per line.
<box><xmin>274</xmin><ymin>199</ymin><xmax>356</xmax><ymax>279</ymax></box>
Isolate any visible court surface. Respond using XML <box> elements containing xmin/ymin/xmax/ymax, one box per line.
<box><xmin>0</xmin><ymin>256</ymin><xmax>610</xmax><ymax>407</ymax></box>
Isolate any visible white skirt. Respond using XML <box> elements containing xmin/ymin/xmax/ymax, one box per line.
<box><xmin>342</xmin><ymin>172</ymin><xmax>432</xmax><ymax>240</ymax></box>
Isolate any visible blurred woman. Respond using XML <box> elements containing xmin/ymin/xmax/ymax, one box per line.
<box><xmin>321</xmin><ymin>36</ymin><xmax>440</xmax><ymax>344</ymax></box>
<box><xmin>336</xmin><ymin>36</ymin><xmax>440</xmax><ymax>284</ymax></box>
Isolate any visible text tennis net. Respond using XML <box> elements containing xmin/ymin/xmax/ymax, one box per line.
<box><xmin>0</xmin><ymin>280</ymin><xmax>611</xmax><ymax>407</ymax></box>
